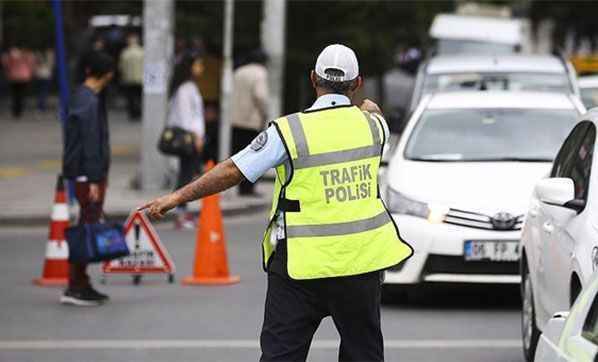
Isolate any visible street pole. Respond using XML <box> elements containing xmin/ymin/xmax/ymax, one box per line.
<box><xmin>51</xmin><ymin>0</ymin><xmax>70</xmax><ymax>126</ymax></box>
<box><xmin>141</xmin><ymin>0</ymin><xmax>174</xmax><ymax>190</ymax></box>
<box><xmin>0</xmin><ymin>1</ymin><xmax>3</xmax><ymax>50</ymax></box>
<box><xmin>261</xmin><ymin>0</ymin><xmax>286</xmax><ymax>119</ymax></box>
<box><xmin>51</xmin><ymin>0</ymin><xmax>76</xmax><ymax>204</ymax></box>
<box><xmin>218</xmin><ymin>0</ymin><xmax>235</xmax><ymax>162</ymax></box>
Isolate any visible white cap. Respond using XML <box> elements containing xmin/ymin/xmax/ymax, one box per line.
<box><xmin>315</xmin><ymin>44</ymin><xmax>359</xmax><ymax>82</ymax></box>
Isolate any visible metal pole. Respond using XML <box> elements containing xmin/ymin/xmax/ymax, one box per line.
<box><xmin>261</xmin><ymin>0</ymin><xmax>286</xmax><ymax>119</ymax></box>
<box><xmin>141</xmin><ymin>0</ymin><xmax>174</xmax><ymax>190</ymax></box>
<box><xmin>51</xmin><ymin>0</ymin><xmax>76</xmax><ymax>204</ymax></box>
<box><xmin>0</xmin><ymin>1</ymin><xmax>3</xmax><ymax>50</ymax></box>
<box><xmin>51</xmin><ymin>0</ymin><xmax>70</xmax><ymax>126</ymax></box>
<box><xmin>218</xmin><ymin>0</ymin><xmax>235</xmax><ymax>162</ymax></box>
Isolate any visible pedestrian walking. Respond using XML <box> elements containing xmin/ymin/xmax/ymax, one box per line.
<box><xmin>34</xmin><ymin>47</ymin><xmax>55</xmax><ymax>112</ymax></box>
<box><xmin>1</xmin><ymin>45</ymin><xmax>35</xmax><ymax>119</ymax></box>
<box><xmin>61</xmin><ymin>51</ymin><xmax>115</xmax><ymax>306</ymax></box>
<box><xmin>231</xmin><ymin>49</ymin><xmax>269</xmax><ymax>196</ymax></box>
<box><xmin>167</xmin><ymin>52</ymin><xmax>206</xmax><ymax>229</ymax></box>
<box><xmin>119</xmin><ymin>33</ymin><xmax>143</xmax><ymax>121</ymax></box>
<box><xmin>140</xmin><ymin>44</ymin><xmax>413</xmax><ymax>361</ymax></box>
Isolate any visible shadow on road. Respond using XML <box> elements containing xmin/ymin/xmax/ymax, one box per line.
<box><xmin>383</xmin><ymin>283</ymin><xmax>521</xmax><ymax>310</ymax></box>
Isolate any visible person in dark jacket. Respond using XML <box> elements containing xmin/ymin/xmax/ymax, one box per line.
<box><xmin>61</xmin><ymin>51</ymin><xmax>114</xmax><ymax>306</ymax></box>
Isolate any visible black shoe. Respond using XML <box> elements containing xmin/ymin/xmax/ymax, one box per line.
<box><xmin>86</xmin><ymin>286</ymin><xmax>110</xmax><ymax>302</ymax></box>
<box><xmin>60</xmin><ymin>287</ymin><xmax>105</xmax><ymax>306</ymax></box>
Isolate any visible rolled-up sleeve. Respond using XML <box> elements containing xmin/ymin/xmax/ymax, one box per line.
<box><xmin>231</xmin><ymin>126</ymin><xmax>287</xmax><ymax>183</ymax></box>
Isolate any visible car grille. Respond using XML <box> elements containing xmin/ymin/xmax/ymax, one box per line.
<box><xmin>443</xmin><ymin>208</ymin><xmax>524</xmax><ymax>231</ymax></box>
<box><xmin>423</xmin><ymin>254</ymin><xmax>519</xmax><ymax>275</ymax></box>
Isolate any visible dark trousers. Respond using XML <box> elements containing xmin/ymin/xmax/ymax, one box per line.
<box><xmin>9</xmin><ymin>81</ymin><xmax>27</xmax><ymax>118</ymax></box>
<box><xmin>69</xmin><ymin>180</ymin><xmax>107</xmax><ymax>289</ymax></box>
<box><xmin>123</xmin><ymin>83</ymin><xmax>142</xmax><ymax>120</ymax></box>
<box><xmin>232</xmin><ymin>127</ymin><xmax>260</xmax><ymax>195</ymax></box>
<box><xmin>260</xmin><ymin>271</ymin><xmax>384</xmax><ymax>362</ymax></box>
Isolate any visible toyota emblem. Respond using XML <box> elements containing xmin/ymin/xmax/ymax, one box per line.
<box><xmin>491</xmin><ymin>212</ymin><xmax>517</xmax><ymax>230</ymax></box>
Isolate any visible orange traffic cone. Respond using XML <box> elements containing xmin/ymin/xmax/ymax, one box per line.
<box><xmin>182</xmin><ymin>161</ymin><xmax>240</xmax><ymax>286</ymax></box>
<box><xmin>33</xmin><ymin>175</ymin><xmax>70</xmax><ymax>286</ymax></box>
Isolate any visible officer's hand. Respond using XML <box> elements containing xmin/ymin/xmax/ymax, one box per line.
<box><xmin>138</xmin><ymin>193</ymin><xmax>180</xmax><ymax>220</ymax></box>
<box><xmin>360</xmin><ymin>99</ymin><xmax>382</xmax><ymax>115</ymax></box>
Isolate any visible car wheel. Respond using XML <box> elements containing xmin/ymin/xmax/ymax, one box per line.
<box><xmin>522</xmin><ymin>265</ymin><xmax>541</xmax><ymax>362</ymax></box>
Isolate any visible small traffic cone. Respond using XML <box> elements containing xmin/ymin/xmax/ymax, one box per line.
<box><xmin>182</xmin><ymin>161</ymin><xmax>240</xmax><ymax>286</ymax></box>
<box><xmin>33</xmin><ymin>175</ymin><xmax>70</xmax><ymax>286</ymax></box>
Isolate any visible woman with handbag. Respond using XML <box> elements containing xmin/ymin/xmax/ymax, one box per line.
<box><xmin>61</xmin><ymin>51</ymin><xmax>115</xmax><ymax>306</ymax></box>
<box><xmin>165</xmin><ymin>51</ymin><xmax>206</xmax><ymax>229</ymax></box>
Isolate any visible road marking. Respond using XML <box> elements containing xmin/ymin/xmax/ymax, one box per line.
<box><xmin>0</xmin><ymin>167</ymin><xmax>28</xmax><ymax>179</ymax></box>
<box><xmin>37</xmin><ymin>160</ymin><xmax>61</xmax><ymax>171</ymax></box>
<box><xmin>0</xmin><ymin>339</ymin><xmax>521</xmax><ymax>350</ymax></box>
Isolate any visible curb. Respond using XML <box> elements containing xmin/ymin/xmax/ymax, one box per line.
<box><xmin>0</xmin><ymin>202</ymin><xmax>269</xmax><ymax>227</ymax></box>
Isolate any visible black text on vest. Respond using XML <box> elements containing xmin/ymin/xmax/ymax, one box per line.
<box><xmin>320</xmin><ymin>164</ymin><xmax>373</xmax><ymax>203</ymax></box>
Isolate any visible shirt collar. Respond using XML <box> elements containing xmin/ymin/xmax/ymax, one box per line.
<box><xmin>306</xmin><ymin>94</ymin><xmax>351</xmax><ymax>111</ymax></box>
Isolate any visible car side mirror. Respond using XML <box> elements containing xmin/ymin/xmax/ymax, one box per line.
<box><xmin>535</xmin><ymin>178</ymin><xmax>585</xmax><ymax>213</ymax></box>
<box><xmin>541</xmin><ymin>311</ymin><xmax>569</xmax><ymax>345</ymax></box>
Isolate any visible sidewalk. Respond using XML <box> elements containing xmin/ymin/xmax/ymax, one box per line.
<box><xmin>0</xmin><ymin>105</ymin><xmax>272</xmax><ymax>226</ymax></box>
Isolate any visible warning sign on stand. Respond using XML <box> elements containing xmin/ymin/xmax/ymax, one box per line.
<box><xmin>102</xmin><ymin>211</ymin><xmax>175</xmax><ymax>284</ymax></box>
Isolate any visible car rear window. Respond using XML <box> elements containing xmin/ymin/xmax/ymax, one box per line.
<box><xmin>405</xmin><ymin>108</ymin><xmax>579</xmax><ymax>162</ymax></box>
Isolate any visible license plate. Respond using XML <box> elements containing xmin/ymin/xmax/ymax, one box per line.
<box><xmin>464</xmin><ymin>240</ymin><xmax>520</xmax><ymax>262</ymax></box>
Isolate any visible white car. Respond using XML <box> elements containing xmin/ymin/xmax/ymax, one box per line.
<box><xmin>383</xmin><ymin>91</ymin><xmax>584</xmax><ymax>298</ymax></box>
<box><xmin>409</xmin><ymin>54</ymin><xmax>580</xmax><ymax>112</ymax></box>
<box><xmin>579</xmin><ymin>76</ymin><xmax>598</xmax><ymax>109</ymax></box>
<box><xmin>534</xmin><ymin>271</ymin><xmax>598</xmax><ymax>362</ymax></box>
<box><xmin>521</xmin><ymin>109</ymin><xmax>598</xmax><ymax>361</ymax></box>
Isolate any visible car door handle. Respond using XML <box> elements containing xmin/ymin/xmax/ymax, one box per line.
<box><xmin>543</xmin><ymin>222</ymin><xmax>554</xmax><ymax>234</ymax></box>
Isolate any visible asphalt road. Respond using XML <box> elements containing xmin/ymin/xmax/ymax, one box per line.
<box><xmin>0</xmin><ymin>211</ymin><xmax>525</xmax><ymax>362</ymax></box>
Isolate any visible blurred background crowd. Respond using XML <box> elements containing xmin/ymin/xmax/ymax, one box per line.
<box><xmin>2</xmin><ymin>1</ymin><xmax>598</xmax><ymax>124</ymax></box>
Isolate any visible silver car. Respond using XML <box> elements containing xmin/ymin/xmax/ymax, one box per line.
<box><xmin>410</xmin><ymin>54</ymin><xmax>580</xmax><ymax>112</ymax></box>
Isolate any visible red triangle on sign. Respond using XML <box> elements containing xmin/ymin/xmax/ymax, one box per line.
<box><xmin>102</xmin><ymin>211</ymin><xmax>175</xmax><ymax>274</ymax></box>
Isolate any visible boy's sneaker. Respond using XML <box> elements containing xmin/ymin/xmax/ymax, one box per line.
<box><xmin>86</xmin><ymin>286</ymin><xmax>110</xmax><ymax>303</ymax></box>
<box><xmin>60</xmin><ymin>287</ymin><xmax>106</xmax><ymax>306</ymax></box>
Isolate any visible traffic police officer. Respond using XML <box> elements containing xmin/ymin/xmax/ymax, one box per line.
<box><xmin>140</xmin><ymin>44</ymin><xmax>413</xmax><ymax>362</ymax></box>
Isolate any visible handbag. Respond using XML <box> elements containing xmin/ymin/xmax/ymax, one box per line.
<box><xmin>158</xmin><ymin>126</ymin><xmax>197</xmax><ymax>157</ymax></box>
<box><xmin>66</xmin><ymin>221</ymin><xmax>129</xmax><ymax>263</ymax></box>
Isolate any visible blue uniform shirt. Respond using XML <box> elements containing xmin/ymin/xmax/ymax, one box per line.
<box><xmin>230</xmin><ymin>94</ymin><xmax>389</xmax><ymax>244</ymax></box>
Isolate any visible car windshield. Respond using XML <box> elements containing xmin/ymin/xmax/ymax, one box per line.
<box><xmin>405</xmin><ymin>108</ymin><xmax>578</xmax><ymax>162</ymax></box>
<box><xmin>423</xmin><ymin>72</ymin><xmax>572</xmax><ymax>94</ymax></box>
<box><xmin>436</xmin><ymin>39</ymin><xmax>515</xmax><ymax>55</ymax></box>
<box><xmin>581</xmin><ymin>87</ymin><xmax>598</xmax><ymax>109</ymax></box>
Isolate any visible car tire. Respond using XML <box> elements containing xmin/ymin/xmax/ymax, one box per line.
<box><xmin>522</xmin><ymin>264</ymin><xmax>541</xmax><ymax>362</ymax></box>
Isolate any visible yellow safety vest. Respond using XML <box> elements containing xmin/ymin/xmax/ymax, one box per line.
<box><xmin>262</xmin><ymin>105</ymin><xmax>413</xmax><ymax>279</ymax></box>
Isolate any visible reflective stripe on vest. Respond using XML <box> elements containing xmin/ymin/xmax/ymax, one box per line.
<box><xmin>286</xmin><ymin>211</ymin><xmax>390</xmax><ymax>238</ymax></box>
<box><xmin>287</xmin><ymin>111</ymin><xmax>383</xmax><ymax>169</ymax></box>
<box><xmin>263</xmin><ymin>106</ymin><xmax>413</xmax><ymax>279</ymax></box>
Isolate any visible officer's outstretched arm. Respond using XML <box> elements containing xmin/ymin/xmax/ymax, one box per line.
<box><xmin>139</xmin><ymin>159</ymin><xmax>244</xmax><ymax>219</ymax></box>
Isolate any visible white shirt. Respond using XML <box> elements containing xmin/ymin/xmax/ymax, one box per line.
<box><xmin>167</xmin><ymin>81</ymin><xmax>205</xmax><ymax>138</ymax></box>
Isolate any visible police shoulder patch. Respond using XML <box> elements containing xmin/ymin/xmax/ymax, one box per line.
<box><xmin>250</xmin><ymin>131</ymin><xmax>268</xmax><ymax>151</ymax></box>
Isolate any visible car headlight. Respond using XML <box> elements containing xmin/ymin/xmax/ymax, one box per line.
<box><xmin>385</xmin><ymin>188</ymin><xmax>448</xmax><ymax>223</ymax></box>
